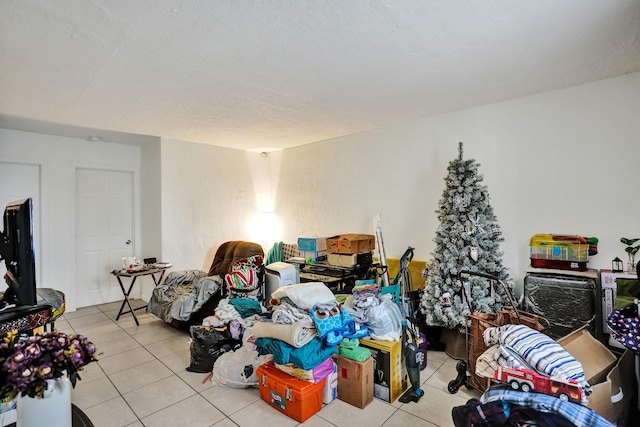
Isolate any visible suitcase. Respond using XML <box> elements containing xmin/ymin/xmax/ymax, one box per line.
<box><xmin>257</xmin><ymin>361</ymin><xmax>325</xmax><ymax>422</ymax></box>
<box><xmin>524</xmin><ymin>272</ymin><xmax>597</xmax><ymax>340</ymax></box>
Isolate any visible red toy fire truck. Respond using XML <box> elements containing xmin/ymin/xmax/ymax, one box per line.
<box><xmin>492</xmin><ymin>366</ymin><xmax>584</xmax><ymax>404</ymax></box>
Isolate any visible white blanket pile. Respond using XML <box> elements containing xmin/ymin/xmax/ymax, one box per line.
<box><xmin>251</xmin><ymin>319</ymin><xmax>317</xmax><ymax>348</ymax></box>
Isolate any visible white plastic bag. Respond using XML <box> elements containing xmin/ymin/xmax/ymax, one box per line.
<box><xmin>211</xmin><ymin>331</ymin><xmax>273</xmax><ymax>388</ymax></box>
<box><xmin>365</xmin><ymin>294</ymin><xmax>402</xmax><ymax>340</ymax></box>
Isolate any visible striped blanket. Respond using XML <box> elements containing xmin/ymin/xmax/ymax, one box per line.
<box><xmin>483</xmin><ymin>324</ymin><xmax>591</xmax><ymax>396</ymax></box>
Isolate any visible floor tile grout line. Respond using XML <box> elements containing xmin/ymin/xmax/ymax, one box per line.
<box><xmin>94</xmin><ymin>303</ymin><xmax>236</xmax><ymax>426</ymax></box>
<box><xmin>64</xmin><ymin>301</ymin><xmax>474</xmax><ymax>427</ymax></box>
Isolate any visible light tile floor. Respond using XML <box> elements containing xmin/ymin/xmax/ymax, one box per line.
<box><xmin>57</xmin><ymin>300</ymin><xmax>481</xmax><ymax>427</ymax></box>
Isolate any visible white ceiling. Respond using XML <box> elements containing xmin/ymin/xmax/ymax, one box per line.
<box><xmin>1</xmin><ymin>0</ymin><xmax>639</xmax><ymax>151</ymax></box>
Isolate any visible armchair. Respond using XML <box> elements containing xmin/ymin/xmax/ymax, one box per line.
<box><xmin>147</xmin><ymin>241</ymin><xmax>264</xmax><ymax>329</ymax></box>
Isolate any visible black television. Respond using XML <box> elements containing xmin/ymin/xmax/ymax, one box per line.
<box><xmin>0</xmin><ymin>198</ymin><xmax>37</xmax><ymax>307</ymax></box>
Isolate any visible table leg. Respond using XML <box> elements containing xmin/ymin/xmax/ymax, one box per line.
<box><xmin>116</xmin><ymin>276</ymin><xmax>140</xmax><ymax>326</ymax></box>
<box><xmin>151</xmin><ymin>270</ymin><xmax>167</xmax><ymax>286</ymax></box>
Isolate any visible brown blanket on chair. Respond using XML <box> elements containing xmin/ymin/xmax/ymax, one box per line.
<box><xmin>208</xmin><ymin>241</ymin><xmax>264</xmax><ymax>277</ymax></box>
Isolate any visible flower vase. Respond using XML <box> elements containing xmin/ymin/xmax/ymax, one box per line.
<box><xmin>17</xmin><ymin>377</ymin><xmax>72</xmax><ymax>427</ymax></box>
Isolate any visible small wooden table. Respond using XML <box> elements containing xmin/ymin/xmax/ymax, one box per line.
<box><xmin>111</xmin><ymin>267</ymin><xmax>169</xmax><ymax>325</ymax></box>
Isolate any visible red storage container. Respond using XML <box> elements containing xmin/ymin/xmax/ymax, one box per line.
<box><xmin>257</xmin><ymin>361</ymin><xmax>325</xmax><ymax>422</ymax></box>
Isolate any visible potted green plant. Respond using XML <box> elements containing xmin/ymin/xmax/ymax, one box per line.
<box><xmin>621</xmin><ymin>237</ymin><xmax>640</xmax><ymax>272</ymax></box>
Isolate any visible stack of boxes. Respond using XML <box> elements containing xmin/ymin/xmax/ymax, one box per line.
<box><xmin>325</xmin><ymin>234</ymin><xmax>375</xmax><ymax>264</ymax></box>
<box><xmin>297</xmin><ymin>237</ymin><xmax>328</xmax><ymax>262</ymax></box>
<box><xmin>297</xmin><ymin>234</ymin><xmax>376</xmax><ymax>267</ymax></box>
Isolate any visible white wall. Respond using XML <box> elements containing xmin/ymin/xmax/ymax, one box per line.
<box><xmin>159</xmin><ymin>138</ymin><xmax>266</xmax><ymax>271</ymax></box>
<box><xmin>139</xmin><ymin>140</ymin><xmax>163</xmax><ymax>301</ymax></box>
<box><xmin>274</xmin><ymin>72</ymin><xmax>640</xmax><ymax>292</ymax></box>
<box><xmin>2</xmin><ymin>72</ymin><xmax>638</xmax><ymax>310</ymax></box>
<box><xmin>0</xmin><ymin>129</ymin><xmax>142</xmax><ymax>311</ymax></box>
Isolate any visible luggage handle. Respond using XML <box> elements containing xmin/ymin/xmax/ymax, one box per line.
<box><xmin>457</xmin><ymin>270</ymin><xmax>522</xmax><ymax>324</ymax></box>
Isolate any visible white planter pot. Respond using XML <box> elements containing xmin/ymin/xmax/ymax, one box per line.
<box><xmin>17</xmin><ymin>377</ymin><xmax>72</xmax><ymax>427</ymax></box>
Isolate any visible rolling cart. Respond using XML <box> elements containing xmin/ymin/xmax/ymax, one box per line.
<box><xmin>448</xmin><ymin>270</ymin><xmax>548</xmax><ymax>394</ymax></box>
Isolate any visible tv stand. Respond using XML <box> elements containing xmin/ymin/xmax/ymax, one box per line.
<box><xmin>0</xmin><ymin>304</ymin><xmax>53</xmax><ymax>334</ymax></box>
<box><xmin>0</xmin><ymin>288</ymin><xmax>65</xmax><ymax>334</ymax></box>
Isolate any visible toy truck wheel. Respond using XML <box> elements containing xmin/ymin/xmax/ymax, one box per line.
<box><xmin>510</xmin><ymin>380</ymin><xmax>520</xmax><ymax>390</ymax></box>
<box><xmin>520</xmin><ymin>383</ymin><xmax>531</xmax><ymax>392</ymax></box>
<box><xmin>558</xmin><ymin>393</ymin><xmax>570</xmax><ymax>402</ymax></box>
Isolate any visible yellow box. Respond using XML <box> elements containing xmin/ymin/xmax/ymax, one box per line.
<box><xmin>358</xmin><ymin>338</ymin><xmax>409</xmax><ymax>403</ymax></box>
<box><xmin>386</xmin><ymin>258</ymin><xmax>426</xmax><ymax>292</ymax></box>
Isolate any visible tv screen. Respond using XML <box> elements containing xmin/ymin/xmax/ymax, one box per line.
<box><xmin>0</xmin><ymin>198</ymin><xmax>37</xmax><ymax>307</ymax></box>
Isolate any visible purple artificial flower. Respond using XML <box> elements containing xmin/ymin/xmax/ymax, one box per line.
<box><xmin>37</xmin><ymin>362</ymin><xmax>55</xmax><ymax>379</ymax></box>
<box><xmin>6</xmin><ymin>348</ymin><xmax>28</xmax><ymax>366</ymax></box>
<box><xmin>0</xmin><ymin>331</ymin><xmax>98</xmax><ymax>400</ymax></box>
<box><xmin>52</xmin><ymin>349</ymin><xmax>66</xmax><ymax>362</ymax></box>
<box><xmin>68</xmin><ymin>347</ymin><xmax>85</xmax><ymax>367</ymax></box>
<box><xmin>23</xmin><ymin>342</ymin><xmax>43</xmax><ymax>360</ymax></box>
<box><xmin>10</xmin><ymin>365</ymin><xmax>37</xmax><ymax>389</ymax></box>
<box><xmin>84</xmin><ymin>342</ymin><xmax>96</xmax><ymax>356</ymax></box>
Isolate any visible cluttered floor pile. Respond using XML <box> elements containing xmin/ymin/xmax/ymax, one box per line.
<box><xmin>183</xmin><ymin>279</ymin><xmax>407</xmax><ymax>421</ymax></box>
<box><xmin>452</xmin><ymin>323</ymin><xmax>615</xmax><ymax>427</ymax></box>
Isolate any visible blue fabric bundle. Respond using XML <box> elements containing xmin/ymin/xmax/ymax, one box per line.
<box><xmin>254</xmin><ymin>336</ymin><xmax>338</xmax><ymax>370</ymax></box>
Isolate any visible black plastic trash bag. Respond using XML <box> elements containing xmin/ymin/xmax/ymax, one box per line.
<box><xmin>187</xmin><ymin>325</ymin><xmax>242</xmax><ymax>373</ymax></box>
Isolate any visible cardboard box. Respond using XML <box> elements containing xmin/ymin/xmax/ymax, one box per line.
<box><xmin>257</xmin><ymin>361</ymin><xmax>325</xmax><ymax>423</ymax></box>
<box><xmin>557</xmin><ymin>327</ymin><xmax>636</xmax><ymax>423</ymax></box>
<box><xmin>326</xmin><ymin>234</ymin><xmax>375</xmax><ymax>254</ymax></box>
<box><xmin>327</xmin><ymin>251</ymin><xmax>373</xmax><ymax>267</ymax></box>
<box><xmin>359</xmin><ymin>338</ymin><xmax>409</xmax><ymax>403</ymax></box>
<box><xmin>298</xmin><ymin>237</ymin><xmax>327</xmax><ymax>252</ymax></box>
<box><xmin>336</xmin><ymin>355</ymin><xmax>374</xmax><ymax>408</ymax></box>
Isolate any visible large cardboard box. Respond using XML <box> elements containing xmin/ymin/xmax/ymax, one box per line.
<box><xmin>327</xmin><ymin>251</ymin><xmax>373</xmax><ymax>267</ymax></box>
<box><xmin>359</xmin><ymin>338</ymin><xmax>409</xmax><ymax>403</ymax></box>
<box><xmin>257</xmin><ymin>361</ymin><xmax>325</xmax><ymax>423</ymax></box>
<box><xmin>336</xmin><ymin>355</ymin><xmax>374</xmax><ymax>408</ymax></box>
<box><xmin>557</xmin><ymin>327</ymin><xmax>636</xmax><ymax>424</ymax></box>
<box><xmin>326</xmin><ymin>234</ymin><xmax>375</xmax><ymax>254</ymax></box>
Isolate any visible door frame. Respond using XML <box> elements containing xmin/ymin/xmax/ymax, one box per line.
<box><xmin>0</xmin><ymin>160</ymin><xmax>43</xmax><ymax>289</ymax></box>
<box><xmin>72</xmin><ymin>164</ymin><xmax>142</xmax><ymax>309</ymax></box>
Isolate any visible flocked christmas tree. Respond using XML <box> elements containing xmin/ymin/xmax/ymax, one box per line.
<box><xmin>420</xmin><ymin>142</ymin><xmax>514</xmax><ymax>331</ymax></box>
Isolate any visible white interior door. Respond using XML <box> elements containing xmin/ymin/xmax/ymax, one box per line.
<box><xmin>75</xmin><ymin>168</ymin><xmax>134</xmax><ymax>307</ymax></box>
<box><xmin>0</xmin><ymin>162</ymin><xmax>41</xmax><ymax>288</ymax></box>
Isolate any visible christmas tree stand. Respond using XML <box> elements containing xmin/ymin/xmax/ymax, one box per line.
<box><xmin>440</xmin><ymin>328</ymin><xmax>466</xmax><ymax>360</ymax></box>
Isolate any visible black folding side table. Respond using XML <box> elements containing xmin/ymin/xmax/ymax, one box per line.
<box><xmin>111</xmin><ymin>267</ymin><xmax>169</xmax><ymax>326</ymax></box>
